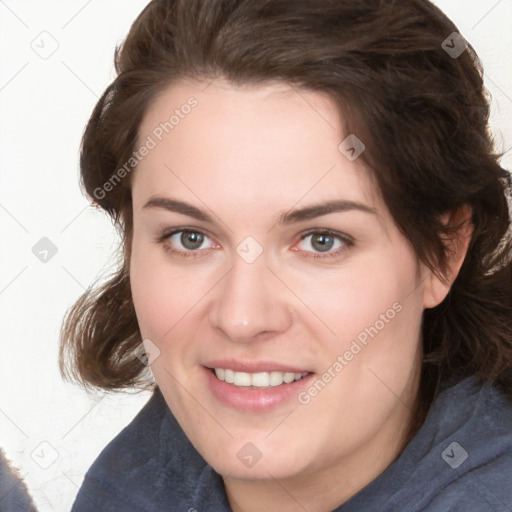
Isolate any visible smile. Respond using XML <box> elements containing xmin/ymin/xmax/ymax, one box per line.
<box><xmin>212</xmin><ymin>368</ymin><xmax>309</xmax><ymax>388</ymax></box>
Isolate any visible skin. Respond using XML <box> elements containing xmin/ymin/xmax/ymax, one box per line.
<box><xmin>129</xmin><ymin>78</ymin><xmax>470</xmax><ymax>512</ymax></box>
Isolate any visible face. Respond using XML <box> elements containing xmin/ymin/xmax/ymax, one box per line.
<box><xmin>129</xmin><ymin>78</ymin><xmax>433</xmax><ymax>482</ymax></box>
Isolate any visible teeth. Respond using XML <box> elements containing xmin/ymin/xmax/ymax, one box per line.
<box><xmin>224</xmin><ymin>369</ymin><xmax>234</xmax><ymax>384</ymax></box>
<box><xmin>234</xmin><ymin>372</ymin><xmax>251</xmax><ymax>386</ymax></box>
<box><xmin>269</xmin><ymin>371</ymin><xmax>284</xmax><ymax>386</ymax></box>
<box><xmin>213</xmin><ymin>368</ymin><xmax>308</xmax><ymax>388</ymax></box>
<box><xmin>252</xmin><ymin>372</ymin><xmax>270</xmax><ymax>387</ymax></box>
<box><xmin>283</xmin><ymin>372</ymin><xmax>295</xmax><ymax>383</ymax></box>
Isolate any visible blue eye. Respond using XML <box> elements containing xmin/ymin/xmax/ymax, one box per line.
<box><xmin>157</xmin><ymin>228</ymin><xmax>216</xmax><ymax>259</ymax></box>
<box><xmin>157</xmin><ymin>227</ymin><xmax>353</xmax><ymax>260</ymax></box>
<box><xmin>295</xmin><ymin>229</ymin><xmax>353</xmax><ymax>259</ymax></box>
<box><xmin>170</xmin><ymin>230</ymin><xmax>207</xmax><ymax>251</ymax></box>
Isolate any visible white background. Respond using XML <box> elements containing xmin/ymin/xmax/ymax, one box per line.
<box><xmin>1</xmin><ymin>1</ymin><xmax>511</xmax><ymax>510</ymax></box>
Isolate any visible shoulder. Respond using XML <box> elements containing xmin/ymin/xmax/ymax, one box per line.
<box><xmin>338</xmin><ymin>374</ymin><xmax>512</xmax><ymax>512</ymax></box>
<box><xmin>403</xmin><ymin>374</ymin><xmax>512</xmax><ymax>512</ymax></box>
<box><xmin>71</xmin><ymin>387</ymin><xmax>212</xmax><ymax>512</ymax></box>
<box><xmin>431</xmin><ymin>372</ymin><xmax>512</xmax><ymax>452</ymax></box>
<box><xmin>422</xmin><ymin>374</ymin><xmax>512</xmax><ymax>511</ymax></box>
<box><xmin>0</xmin><ymin>449</ymin><xmax>38</xmax><ymax>512</ymax></box>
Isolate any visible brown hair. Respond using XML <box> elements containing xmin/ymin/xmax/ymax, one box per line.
<box><xmin>60</xmin><ymin>0</ymin><xmax>512</xmax><ymax>405</ymax></box>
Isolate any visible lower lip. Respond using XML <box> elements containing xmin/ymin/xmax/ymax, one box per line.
<box><xmin>202</xmin><ymin>366</ymin><xmax>314</xmax><ymax>412</ymax></box>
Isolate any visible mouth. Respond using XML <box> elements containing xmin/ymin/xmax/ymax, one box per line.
<box><xmin>202</xmin><ymin>360</ymin><xmax>315</xmax><ymax>411</ymax></box>
<box><xmin>208</xmin><ymin>367</ymin><xmax>311</xmax><ymax>389</ymax></box>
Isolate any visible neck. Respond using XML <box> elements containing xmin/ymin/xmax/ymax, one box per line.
<box><xmin>223</xmin><ymin>362</ymin><xmax>428</xmax><ymax>512</ymax></box>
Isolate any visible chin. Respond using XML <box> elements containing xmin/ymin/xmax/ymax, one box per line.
<box><xmin>202</xmin><ymin>435</ymin><xmax>313</xmax><ymax>481</ymax></box>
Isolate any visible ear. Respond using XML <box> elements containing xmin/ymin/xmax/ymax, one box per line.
<box><xmin>422</xmin><ymin>204</ymin><xmax>473</xmax><ymax>309</ymax></box>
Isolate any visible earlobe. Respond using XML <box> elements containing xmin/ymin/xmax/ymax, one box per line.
<box><xmin>422</xmin><ymin>205</ymin><xmax>473</xmax><ymax>309</ymax></box>
<box><xmin>422</xmin><ymin>270</ymin><xmax>452</xmax><ymax>309</ymax></box>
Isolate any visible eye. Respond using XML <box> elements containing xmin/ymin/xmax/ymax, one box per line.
<box><xmin>156</xmin><ymin>227</ymin><xmax>353</xmax><ymax>261</ymax></box>
<box><xmin>157</xmin><ymin>228</ymin><xmax>218</xmax><ymax>259</ymax></box>
<box><xmin>294</xmin><ymin>229</ymin><xmax>353</xmax><ymax>259</ymax></box>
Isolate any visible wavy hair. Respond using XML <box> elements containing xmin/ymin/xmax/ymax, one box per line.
<box><xmin>59</xmin><ymin>0</ymin><xmax>512</xmax><ymax>406</ymax></box>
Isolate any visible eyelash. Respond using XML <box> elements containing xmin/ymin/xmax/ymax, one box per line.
<box><xmin>156</xmin><ymin>227</ymin><xmax>353</xmax><ymax>260</ymax></box>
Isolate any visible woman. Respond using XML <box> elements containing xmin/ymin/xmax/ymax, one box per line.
<box><xmin>60</xmin><ymin>0</ymin><xmax>512</xmax><ymax>510</ymax></box>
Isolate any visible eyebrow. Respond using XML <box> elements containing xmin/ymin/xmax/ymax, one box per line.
<box><xmin>143</xmin><ymin>196</ymin><xmax>377</xmax><ymax>225</ymax></box>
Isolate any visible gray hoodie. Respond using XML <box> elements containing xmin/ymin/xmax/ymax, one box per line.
<box><xmin>0</xmin><ymin>449</ymin><xmax>37</xmax><ymax>512</ymax></box>
<box><xmin>71</xmin><ymin>373</ymin><xmax>512</xmax><ymax>511</ymax></box>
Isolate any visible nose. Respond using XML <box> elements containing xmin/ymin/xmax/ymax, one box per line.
<box><xmin>208</xmin><ymin>251</ymin><xmax>294</xmax><ymax>343</ymax></box>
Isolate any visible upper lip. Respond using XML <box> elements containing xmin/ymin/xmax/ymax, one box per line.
<box><xmin>204</xmin><ymin>359</ymin><xmax>312</xmax><ymax>374</ymax></box>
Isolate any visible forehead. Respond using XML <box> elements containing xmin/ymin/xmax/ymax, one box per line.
<box><xmin>133</xmin><ymin>78</ymin><xmax>381</xmax><ymax>215</ymax></box>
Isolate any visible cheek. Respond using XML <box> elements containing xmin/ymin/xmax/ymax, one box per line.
<box><xmin>299</xmin><ymin>244</ymin><xmax>424</xmax><ymax>420</ymax></box>
<box><xmin>129</xmin><ymin>236</ymin><xmax>185</xmax><ymax>339</ymax></box>
<box><xmin>325</xmin><ymin>251</ymin><xmax>423</xmax><ymax>414</ymax></box>
<box><xmin>287</xmin><ymin>248</ymin><xmax>421</xmax><ymax>353</ymax></box>
<box><xmin>130</xmin><ymin>229</ymin><xmax>215</xmax><ymax>336</ymax></box>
